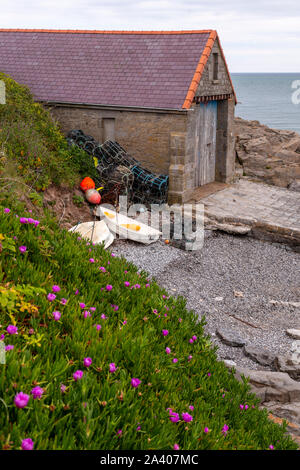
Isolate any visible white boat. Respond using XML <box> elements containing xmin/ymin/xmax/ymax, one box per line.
<box><xmin>96</xmin><ymin>206</ymin><xmax>161</xmax><ymax>244</ymax></box>
<box><xmin>69</xmin><ymin>220</ymin><xmax>114</xmax><ymax>249</ymax></box>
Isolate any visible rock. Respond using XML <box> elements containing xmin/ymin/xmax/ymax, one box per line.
<box><xmin>234</xmin><ymin>366</ymin><xmax>300</xmax><ymax>403</ymax></box>
<box><xmin>223</xmin><ymin>359</ymin><xmax>237</xmax><ymax>369</ymax></box>
<box><xmin>286</xmin><ymin>329</ymin><xmax>300</xmax><ymax>340</ymax></box>
<box><xmin>288</xmin><ymin>180</ymin><xmax>300</xmax><ymax>192</ymax></box>
<box><xmin>264</xmin><ymin>403</ymin><xmax>300</xmax><ymax>431</ymax></box>
<box><xmin>216</xmin><ymin>328</ymin><xmax>247</xmax><ymax>347</ymax></box>
<box><xmin>243</xmin><ymin>345</ymin><xmax>276</xmax><ymax>367</ymax></box>
<box><xmin>234</xmin><ymin>117</ymin><xmax>300</xmax><ymax>188</ymax></box>
<box><xmin>274</xmin><ymin>356</ymin><xmax>300</xmax><ymax>381</ymax></box>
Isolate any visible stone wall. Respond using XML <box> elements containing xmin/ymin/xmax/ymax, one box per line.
<box><xmin>49</xmin><ymin>105</ymin><xmax>186</xmax><ymax>175</ymax></box>
<box><xmin>196</xmin><ymin>37</ymin><xmax>234</xmax><ymax>97</ymax></box>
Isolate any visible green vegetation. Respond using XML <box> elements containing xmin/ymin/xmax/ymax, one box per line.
<box><xmin>0</xmin><ymin>202</ymin><xmax>297</xmax><ymax>450</ymax></box>
<box><xmin>0</xmin><ymin>72</ymin><xmax>98</xmax><ymax>192</ymax></box>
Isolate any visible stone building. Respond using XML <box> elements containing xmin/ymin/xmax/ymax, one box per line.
<box><xmin>0</xmin><ymin>29</ymin><xmax>236</xmax><ymax>203</ymax></box>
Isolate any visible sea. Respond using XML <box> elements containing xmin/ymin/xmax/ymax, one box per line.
<box><xmin>231</xmin><ymin>73</ymin><xmax>300</xmax><ymax>134</ymax></box>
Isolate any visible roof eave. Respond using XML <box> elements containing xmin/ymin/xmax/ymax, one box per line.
<box><xmin>41</xmin><ymin>100</ymin><xmax>188</xmax><ymax>114</ymax></box>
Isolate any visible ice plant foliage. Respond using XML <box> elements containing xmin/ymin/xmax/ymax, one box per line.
<box><xmin>0</xmin><ymin>204</ymin><xmax>297</xmax><ymax>450</ymax></box>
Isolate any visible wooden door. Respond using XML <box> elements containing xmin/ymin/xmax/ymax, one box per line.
<box><xmin>196</xmin><ymin>101</ymin><xmax>217</xmax><ymax>186</ymax></box>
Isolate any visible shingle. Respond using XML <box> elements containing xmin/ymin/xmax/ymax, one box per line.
<box><xmin>0</xmin><ymin>30</ymin><xmax>212</xmax><ymax>109</ymax></box>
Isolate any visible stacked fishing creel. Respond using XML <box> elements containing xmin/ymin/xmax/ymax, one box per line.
<box><xmin>67</xmin><ymin>130</ymin><xmax>169</xmax><ymax>205</ymax></box>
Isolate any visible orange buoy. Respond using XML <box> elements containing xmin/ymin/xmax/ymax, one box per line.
<box><xmin>80</xmin><ymin>177</ymin><xmax>95</xmax><ymax>192</ymax></box>
<box><xmin>85</xmin><ymin>189</ymin><xmax>101</xmax><ymax>205</ymax></box>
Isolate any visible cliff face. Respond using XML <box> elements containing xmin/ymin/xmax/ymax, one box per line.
<box><xmin>234</xmin><ymin>117</ymin><xmax>300</xmax><ymax>190</ymax></box>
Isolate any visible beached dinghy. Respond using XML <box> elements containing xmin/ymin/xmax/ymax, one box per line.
<box><xmin>69</xmin><ymin>220</ymin><xmax>114</xmax><ymax>249</ymax></box>
<box><xmin>97</xmin><ymin>206</ymin><xmax>161</xmax><ymax>244</ymax></box>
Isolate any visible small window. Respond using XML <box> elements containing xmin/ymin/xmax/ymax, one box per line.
<box><xmin>213</xmin><ymin>53</ymin><xmax>219</xmax><ymax>81</ymax></box>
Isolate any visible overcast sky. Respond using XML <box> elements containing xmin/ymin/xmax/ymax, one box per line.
<box><xmin>1</xmin><ymin>0</ymin><xmax>300</xmax><ymax>72</ymax></box>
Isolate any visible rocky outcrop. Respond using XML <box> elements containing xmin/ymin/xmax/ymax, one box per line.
<box><xmin>234</xmin><ymin>117</ymin><xmax>300</xmax><ymax>188</ymax></box>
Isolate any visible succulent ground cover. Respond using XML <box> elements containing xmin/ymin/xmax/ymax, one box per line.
<box><xmin>0</xmin><ymin>203</ymin><xmax>297</xmax><ymax>450</ymax></box>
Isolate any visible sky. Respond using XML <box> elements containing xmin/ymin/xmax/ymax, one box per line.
<box><xmin>1</xmin><ymin>0</ymin><xmax>300</xmax><ymax>72</ymax></box>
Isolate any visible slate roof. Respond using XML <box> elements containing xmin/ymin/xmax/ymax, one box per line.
<box><xmin>0</xmin><ymin>29</ymin><xmax>232</xmax><ymax>110</ymax></box>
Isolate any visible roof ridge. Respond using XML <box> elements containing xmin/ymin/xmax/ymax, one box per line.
<box><xmin>0</xmin><ymin>28</ymin><xmax>214</xmax><ymax>35</ymax></box>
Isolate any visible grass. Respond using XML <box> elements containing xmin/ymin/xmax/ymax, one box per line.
<box><xmin>0</xmin><ymin>199</ymin><xmax>297</xmax><ymax>451</ymax></box>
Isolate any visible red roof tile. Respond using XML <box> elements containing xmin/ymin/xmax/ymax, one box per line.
<box><xmin>0</xmin><ymin>29</ymin><xmax>233</xmax><ymax>110</ymax></box>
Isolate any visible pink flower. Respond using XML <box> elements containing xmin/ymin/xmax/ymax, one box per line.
<box><xmin>21</xmin><ymin>438</ymin><xmax>34</xmax><ymax>450</ymax></box>
<box><xmin>95</xmin><ymin>324</ymin><xmax>102</xmax><ymax>331</ymax></box>
<box><xmin>109</xmin><ymin>363</ymin><xmax>117</xmax><ymax>373</ymax></box>
<box><xmin>47</xmin><ymin>293</ymin><xmax>56</xmax><ymax>302</ymax></box>
<box><xmin>7</xmin><ymin>325</ymin><xmax>18</xmax><ymax>335</ymax></box>
<box><xmin>117</xmin><ymin>429</ymin><xmax>122</xmax><ymax>436</ymax></box>
<box><xmin>75</xmin><ymin>289</ymin><xmax>79</xmax><ymax>295</ymax></box>
<box><xmin>52</xmin><ymin>285</ymin><xmax>60</xmax><ymax>293</ymax></box>
<box><xmin>169</xmin><ymin>412</ymin><xmax>180</xmax><ymax>423</ymax></box>
<box><xmin>60</xmin><ymin>384</ymin><xmax>66</xmax><ymax>393</ymax></box>
<box><xmin>131</xmin><ymin>378</ymin><xmax>141</xmax><ymax>388</ymax></box>
<box><xmin>162</xmin><ymin>329</ymin><xmax>169</xmax><ymax>336</ymax></box>
<box><xmin>269</xmin><ymin>445</ymin><xmax>274</xmax><ymax>450</ymax></box>
<box><xmin>19</xmin><ymin>245</ymin><xmax>27</xmax><ymax>253</ymax></box>
<box><xmin>189</xmin><ymin>338</ymin><xmax>194</xmax><ymax>344</ymax></box>
<box><xmin>79</xmin><ymin>303</ymin><xmax>86</xmax><ymax>309</ymax></box>
<box><xmin>4</xmin><ymin>208</ymin><xmax>10</xmax><ymax>213</ymax></box>
<box><xmin>188</xmin><ymin>355</ymin><xmax>193</xmax><ymax>361</ymax></box>
<box><xmin>207</xmin><ymin>373</ymin><xmax>211</xmax><ymax>377</ymax></box>
<box><xmin>31</xmin><ymin>386</ymin><xmax>44</xmax><ymax>399</ymax></box>
<box><xmin>52</xmin><ymin>311</ymin><xmax>61</xmax><ymax>321</ymax></box>
<box><xmin>83</xmin><ymin>310</ymin><xmax>91</xmax><ymax>318</ymax></box>
<box><xmin>101</xmin><ymin>314</ymin><xmax>107</xmax><ymax>320</ymax></box>
<box><xmin>84</xmin><ymin>357</ymin><xmax>92</xmax><ymax>367</ymax></box>
<box><xmin>192</xmin><ymin>335</ymin><xmax>197</xmax><ymax>341</ymax></box>
<box><xmin>19</xmin><ymin>217</ymin><xmax>28</xmax><ymax>224</ymax></box>
<box><xmin>61</xmin><ymin>298</ymin><xmax>67</xmax><ymax>305</ymax></box>
<box><xmin>106</xmin><ymin>285</ymin><xmax>113</xmax><ymax>291</ymax></box>
<box><xmin>172</xmin><ymin>358</ymin><xmax>178</xmax><ymax>363</ymax></box>
<box><xmin>124</xmin><ymin>281</ymin><xmax>130</xmax><ymax>287</ymax></box>
<box><xmin>111</xmin><ymin>253</ymin><xmax>116</xmax><ymax>257</ymax></box>
<box><xmin>189</xmin><ymin>405</ymin><xmax>194</xmax><ymax>411</ymax></box>
<box><xmin>173</xmin><ymin>443</ymin><xmax>180</xmax><ymax>450</ymax></box>
<box><xmin>90</xmin><ymin>307</ymin><xmax>96</xmax><ymax>312</ymax></box>
<box><xmin>0</xmin><ymin>334</ymin><xmax>4</xmax><ymax>341</ymax></box>
<box><xmin>5</xmin><ymin>345</ymin><xmax>14</xmax><ymax>351</ymax></box>
<box><xmin>204</xmin><ymin>427</ymin><xmax>209</xmax><ymax>434</ymax></box>
<box><xmin>89</xmin><ymin>258</ymin><xmax>95</xmax><ymax>263</ymax></box>
<box><xmin>222</xmin><ymin>424</ymin><xmax>229</xmax><ymax>436</ymax></box>
<box><xmin>165</xmin><ymin>347</ymin><xmax>171</xmax><ymax>354</ymax></box>
<box><xmin>14</xmin><ymin>392</ymin><xmax>30</xmax><ymax>408</ymax></box>
<box><xmin>182</xmin><ymin>412</ymin><xmax>193</xmax><ymax>422</ymax></box>
<box><xmin>73</xmin><ymin>370</ymin><xmax>83</xmax><ymax>381</ymax></box>
<box><xmin>99</xmin><ymin>267</ymin><xmax>106</xmax><ymax>272</ymax></box>
<box><xmin>178</xmin><ymin>318</ymin><xmax>182</xmax><ymax>323</ymax></box>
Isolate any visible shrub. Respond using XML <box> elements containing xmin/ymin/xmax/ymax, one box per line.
<box><xmin>0</xmin><ymin>73</ymin><xmax>97</xmax><ymax>192</ymax></box>
<box><xmin>0</xmin><ymin>203</ymin><xmax>297</xmax><ymax>450</ymax></box>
